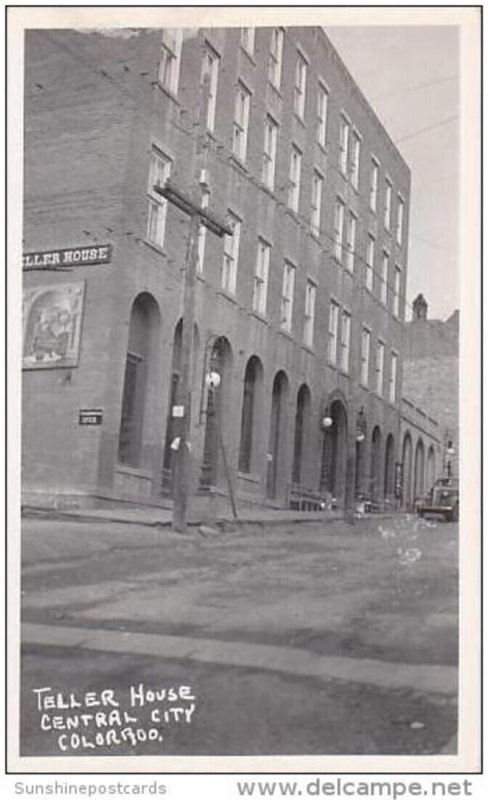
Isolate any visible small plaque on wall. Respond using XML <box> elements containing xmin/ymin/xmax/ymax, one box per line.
<box><xmin>79</xmin><ymin>409</ymin><xmax>103</xmax><ymax>426</ymax></box>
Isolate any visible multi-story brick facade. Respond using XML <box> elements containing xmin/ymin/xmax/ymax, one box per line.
<box><xmin>22</xmin><ymin>26</ymin><xmax>411</xmax><ymax>510</ymax></box>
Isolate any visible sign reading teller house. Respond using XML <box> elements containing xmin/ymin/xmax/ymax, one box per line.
<box><xmin>23</xmin><ymin>244</ymin><xmax>112</xmax><ymax>270</ymax></box>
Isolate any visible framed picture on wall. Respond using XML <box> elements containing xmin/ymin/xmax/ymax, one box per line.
<box><xmin>22</xmin><ymin>280</ymin><xmax>85</xmax><ymax>369</ymax></box>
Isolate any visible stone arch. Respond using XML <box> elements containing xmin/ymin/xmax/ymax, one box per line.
<box><xmin>414</xmin><ymin>438</ymin><xmax>425</xmax><ymax>502</ymax></box>
<box><xmin>118</xmin><ymin>292</ymin><xmax>161</xmax><ymax>467</ymax></box>
<box><xmin>266</xmin><ymin>370</ymin><xmax>290</xmax><ymax>499</ymax></box>
<box><xmin>292</xmin><ymin>383</ymin><xmax>312</xmax><ymax>485</ymax></box>
<box><xmin>426</xmin><ymin>445</ymin><xmax>436</xmax><ymax>490</ymax></box>
<box><xmin>369</xmin><ymin>425</ymin><xmax>382</xmax><ymax>502</ymax></box>
<box><xmin>238</xmin><ymin>355</ymin><xmax>264</xmax><ymax>475</ymax></box>
<box><xmin>402</xmin><ymin>432</ymin><xmax>413</xmax><ymax>509</ymax></box>
<box><xmin>200</xmin><ymin>336</ymin><xmax>233</xmax><ymax>489</ymax></box>
<box><xmin>383</xmin><ymin>433</ymin><xmax>395</xmax><ymax>501</ymax></box>
<box><xmin>320</xmin><ymin>398</ymin><xmax>348</xmax><ymax>502</ymax></box>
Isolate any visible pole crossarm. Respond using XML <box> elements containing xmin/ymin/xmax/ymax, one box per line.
<box><xmin>153</xmin><ymin>181</ymin><xmax>232</xmax><ymax>237</ymax></box>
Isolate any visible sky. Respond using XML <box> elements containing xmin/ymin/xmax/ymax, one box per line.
<box><xmin>326</xmin><ymin>26</ymin><xmax>459</xmax><ymax>322</ymax></box>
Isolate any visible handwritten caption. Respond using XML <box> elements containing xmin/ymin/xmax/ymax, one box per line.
<box><xmin>32</xmin><ymin>683</ymin><xmax>197</xmax><ymax>753</ymax></box>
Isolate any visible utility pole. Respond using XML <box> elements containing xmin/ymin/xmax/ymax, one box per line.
<box><xmin>154</xmin><ymin>76</ymin><xmax>231</xmax><ymax>533</ymax></box>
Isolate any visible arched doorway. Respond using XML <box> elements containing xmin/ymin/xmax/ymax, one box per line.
<box><xmin>200</xmin><ymin>336</ymin><xmax>233</xmax><ymax>489</ymax></box>
<box><xmin>320</xmin><ymin>399</ymin><xmax>347</xmax><ymax>501</ymax></box>
<box><xmin>413</xmin><ymin>439</ymin><xmax>425</xmax><ymax>502</ymax></box>
<box><xmin>402</xmin><ymin>433</ymin><xmax>413</xmax><ymax>509</ymax></box>
<box><xmin>118</xmin><ymin>292</ymin><xmax>160</xmax><ymax>467</ymax></box>
<box><xmin>292</xmin><ymin>384</ymin><xmax>311</xmax><ymax>485</ymax></box>
<box><xmin>266</xmin><ymin>371</ymin><xmax>289</xmax><ymax>499</ymax></box>
<box><xmin>238</xmin><ymin>356</ymin><xmax>264</xmax><ymax>474</ymax></box>
<box><xmin>426</xmin><ymin>446</ymin><xmax>436</xmax><ymax>490</ymax></box>
<box><xmin>383</xmin><ymin>433</ymin><xmax>395</xmax><ymax>501</ymax></box>
<box><xmin>369</xmin><ymin>426</ymin><xmax>382</xmax><ymax>503</ymax></box>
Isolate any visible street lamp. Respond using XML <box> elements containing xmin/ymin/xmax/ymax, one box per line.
<box><xmin>321</xmin><ymin>406</ymin><xmax>333</xmax><ymax>430</ymax></box>
<box><xmin>355</xmin><ymin>407</ymin><xmax>367</xmax><ymax>443</ymax></box>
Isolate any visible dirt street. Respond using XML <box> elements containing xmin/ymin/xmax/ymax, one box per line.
<box><xmin>20</xmin><ymin>514</ymin><xmax>458</xmax><ymax>757</ymax></box>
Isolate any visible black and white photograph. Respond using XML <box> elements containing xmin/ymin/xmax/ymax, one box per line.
<box><xmin>7</xmin><ymin>5</ymin><xmax>481</xmax><ymax>776</ymax></box>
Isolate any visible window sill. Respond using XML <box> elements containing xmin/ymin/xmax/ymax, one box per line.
<box><xmin>141</xmin><ymin>237</ymin><xmax>168</xmax><ymax>259</ymax></box>
<box><xmin>237</xmin><ymin>470</ymin><xmax>261</xmax><ymax>484</ymax></box>
<box><xmin>240</xmin><ymin>45</ymin><xmax>257</xmax><ymax>66</ymax></box>
<box><xmin>216</xmin><ymin>288</ymin><xmax>238</xmax><ymax>305</ymax></box>
<box><xmin>300</xmin><ymin>343</ymin><xmax>315</xmax><ymax>356</ymax></box>
<box><xmin>293</xmin><ymin>112</ymin><xmax>306</xmax><ymax>128</ymax></box>
<box><xmin>229</xmin><ymin>153</ymin><xmax>250</xmax><ymax>174</ymax></box>
<box><xmin>267</xmin><ymin>80</ymin><xmax>283</xmax><ymax>99</ymax></box>
<box><xmin>116</xmin><ymin>463</ymin><xmax>153</xmax><ymax>480</ymax></box>
<box><xmin>250</xmin><ymin>309</ymin><xmax>268</xmax><ymax>325</ymax></box>
<box><xmin>285</xmin><ymin>206</ymin><xmax>301</xmax><ymax>224</ymax></box>
<box><xmin>155</xmin><ymin>82</ymin><xmax>180</xmax><ymax>106</ymax></box>
<box><xmin>309</xmin><ymin>230</ymin><xmax>321</xmax><ymax>244</ymax></box>
<box><xmin>316</xmin><ymin>141</ymin><xmax>328</xmax><ymax>158</ymax></box>
<box><xmin>278</xmin><ymin>327</ymin><xmax>293</xmax><ymax>341</ymax></box>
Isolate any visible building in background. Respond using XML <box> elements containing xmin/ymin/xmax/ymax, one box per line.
<box><xmin>402</xmin><ymin>294</ymin><xmax>459</xmax><ymax>493</ymax></box>
<box><xmin>22</xmin><ymin>26</ymin><xmax>412</xmax><ymax>511</ymax></box>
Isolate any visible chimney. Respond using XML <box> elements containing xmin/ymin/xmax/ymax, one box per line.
<box><xmin>412</xmin><ymin>293</ymin><xmax>428</xmax><ymax>321</ymax></box>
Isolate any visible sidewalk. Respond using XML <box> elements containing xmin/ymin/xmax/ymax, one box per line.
<box><xmin>22</xmin><ymin>621</ymin><xmax>458</xmax><ymax>697</ymax></box>
<box><xmin>22</xmin><ymin>502</ymin><xmax>344</xmax><ymax>529</ymax></box>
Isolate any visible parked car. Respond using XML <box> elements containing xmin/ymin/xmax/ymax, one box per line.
<box><xmin>416</xmin><ymin>477</ymin><xmax>459</xmax><ymax>522</ymax></box>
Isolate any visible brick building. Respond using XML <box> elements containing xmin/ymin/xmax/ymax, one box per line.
<box><xmin>402</xmin><ymin>294</ymin><xmax>459</xmax><ymax>489</ymax></box>
<box><xmin>22</xmin><ymin>26</ymin><xmax>411</xmax><ymax>511</ymax></box>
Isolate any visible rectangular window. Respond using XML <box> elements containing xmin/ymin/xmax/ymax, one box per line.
<box><xmin>288</xmin><ymin>145</ymin><xmax>302</xmax><ymax>212</ymax></box>
<box><xmin>345</xmin><ymin>211</ymin><xmax>357</xmax><ymax>272</ymax></box>
<box><xmin>293</xmin><ymin>52</ymin><xmax>307</xmax><ymax>118</ymax></box>
<box><xmin>370</xmin><ymin>158</ymin><xmax>379</xmax><ymax>212</ymax></box>
<box><xmin>339</xmin><ymin>116</ymin><xmax>350</xmax><ymax>176</ymax></box>
<box><xmin>303</xmin><ymin>280</ymin><xmax>316</xmax><ymax>348</ymax></box>
<box><xmin>241</xmin><ymin>27</ymin><xmax>255</xmax><ymax>55</ymax></box>
<box><xmin>280</xmin><ymin>262</ymin><xmax>295</xmax><ymax>332</ymax></box>
<box><xmin>366</xmin><ymin>234</ymin><xmax>375</xmax><ymax>291</ymax></box>
<box><xmin>317</xmin><ymin>83</ymin><xmax>328</xmax><ymax>147</ymax></box>
<box><xmin>375</xmin><ymin>341</ymin><xmax>385</xmax><ymax>395</ymax></box>
<box><xmin>351</xmin><ymin>132</ymin><xmax>361</xmax><ymax>189</ymax></box>
<box><xmin>389</xmin><ymin>352</ymin><xmax>398</xmax><ymax>403</ymax></box>
<box><xmin>340</xmin><ymin>310</ymin><xmax>351</xmax><ymax>373</ymax></box>
<box><xmin>202</xmin><ymin>46</ymin><xmax>219</xmax><ymax>131</ymax></box>
<box><xmin>252</xmin><ymin>239</ymin><xmax>270</xmax><ymax>315</ymax></box>
<box><xmin>393</xmin><ymin>265</ymin><xmax>402</xmax><ymax>318</ymax></box>
<box><xmin>333</xmin><ymin>199</ymin><xmax>345</xmax><ymax>261</ymax></box>
<box><xmin>196</xmin><ymin>188</ymin><xmax>210</xmax><ymax>275</ymax></box>
<box><xmin>310</xmin><ymin>170</ymin><xmax>323</xmax><ymax>236</ymax></box>
<box><xmin>147</xmin><ymin>149</ymin><xmax>171</xmax><ymax>247</ymax></box>
<box><xmin>396</xmin><ymin>197</ymin><xmax>405</xmax><ymax>245</ymax></box>
<box><xmin>159</xmin><ymin>29</ymin><xmax>183</xmax><ymax>95</ymax></box>
<box><xmin>328</xmin><ymin>301</ymin><xmax>339</xmax><ymax>364</ymax></box>
<box><xmin>222</xmin><ymin>213</ymin><xmax>241</xmax><ymax>294</ymax></box>
<box><xmin>262</xmin><ymin>115</ymin><xmax>278</xmax><ymax>190</ymax></box>
<box><xmin>361</xmin><ymin>328</ymin><xmax>371</xmax><ymax>386</ymax></box>
<box><xmin>268</xmin><ymin>27</ymin><xmax>284</xmax><ymax>88</ymax></box>
<box><xmin>233</xmin><ymin>82</ymin><xmax>251</xmax><ymax>162</ymax></box>
<box><xmin>381</xmin><ymin>251</ymin><xmax>389</xmax><ymax>305</ymax></box>
<box><xmin>384</xmin><ymin>180</ymin><xmax>392</xmax><ymax>230</ymax></box>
